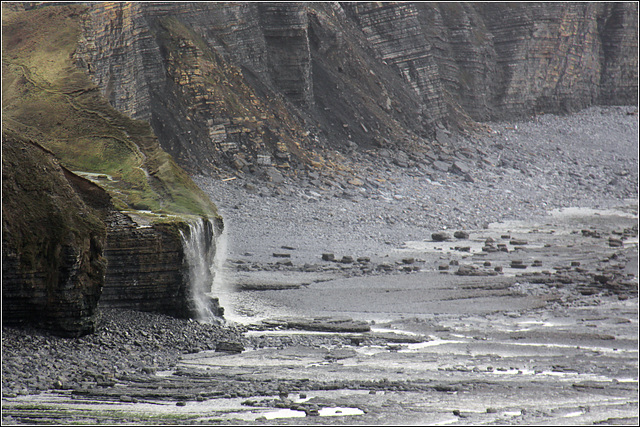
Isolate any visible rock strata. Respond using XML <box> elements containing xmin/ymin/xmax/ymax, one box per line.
<box><xmin>2</xmin><ymin>134</ymin><xmax>107</xmax><ymax>337</ymax></box>
<box><xmin>101</xmin><ymin>212</ymin><xmax>222</xmax><ymax>319</ymax></box>
<box><xmin>74</xmin><ymin>2</ymin><xmax>637</xmax><ymax>174</ymax></box>
<box><xmin>2</xmin><ymin>4</ymin><xmax>224</xmax><ymax>334</ymax></box>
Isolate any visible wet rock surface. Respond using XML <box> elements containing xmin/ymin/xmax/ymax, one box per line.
<box><xmin>2</xmin><ymin>107</ymin><xmax>638</xmax><ymax>424</ymax></box>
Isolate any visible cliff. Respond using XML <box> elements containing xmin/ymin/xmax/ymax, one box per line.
<box><xmin>2</xmin><ymin>2</ymin><xmax>638</xmax><ymax>335</ymax></box>
<box><xmin>2</xmin><ymin>132</ymin><xmax>107</xmax><ymax>337</ymax></box>
<box><xmin>74</xmin><ymin>2</ymin><xmax>638</xmax><ymax>174</ymax></box>
<box><xmin>2</xmin><ymin>4</ymin><xmax>223</xmax><ymax>335</ymax></box>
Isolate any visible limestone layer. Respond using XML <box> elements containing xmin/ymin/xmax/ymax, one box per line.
<box><xmin>76</xmin><ymin>2</ymin><xmax>638</xmax><ymax>173</ymax></box>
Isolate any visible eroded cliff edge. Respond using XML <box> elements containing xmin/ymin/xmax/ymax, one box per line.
<box><xmin>75</xmin><ymin>2</ymin><xmax>638</xmax><ymax>175</ymax></box>
<box><xmin>2</xmin><ymin>2</ymin><xmax>638</xmax><ymax>336</ymax></box>
<box><xmin>2</xmin><ymin>4</ymin><xmax>224</xmax><ymax>336</ymax></box>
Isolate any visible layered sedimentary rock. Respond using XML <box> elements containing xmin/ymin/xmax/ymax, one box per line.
<box><xmin>2</xmin><ymin>133</ymin><xmax>107</xmax><ymax>337</ymax></box>
<box><xmin>342</xmin><ymin>2</ymin><xmax>448</xmax><ymax>125</ymax></box>
<box><xmin>415</xmin><ymin>3</ymin><xmax>499</xmax><ymax>122</ymax></box>
<box><xmin>75</xmin><ymin>1</ymin><xmax>637</xmax><ymax>174</ymax></box>
<box><xmin>101</xmin><ymin>212</ymin><xmax>223</xmax><ymax>320</ymax></box>
<box><xmin>76</xmin><ymin>2</ymin><xmax>316</xmax><ymax>174</ymax></box>
<box><xmin>597</xmin><ymin>2</ymin><xmax>639</xmax><ymax>106</ymax></box>
<box><xmin>474</xmin><ymin>2</ymin><xmax>602</xmax><ymax>116</ymax></box>
<box><xmin>2</xmin><ymin>4</ymin><xmax>224</xmax><ymax>336</ymax></box>
<box><xmin>258</xmin><ymin>3</ymin><xmax>313</xmax><ymax>107</ymax></box>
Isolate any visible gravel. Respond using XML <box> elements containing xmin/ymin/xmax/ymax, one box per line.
<box><xmin>194</xmin><ymin>105</ymin><xmax>638</xmax><ymax>262</ymax></box>
<box><xmin>2</xmin><ymin>309</ymin><xmax>245</xmax><ymax>397</ymax></box>
<box><xmin>2</xmin><ymin>105</ymin><xmax>638</xmax><ymax>398</ymax></box>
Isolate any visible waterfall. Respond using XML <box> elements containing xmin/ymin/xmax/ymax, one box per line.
<box><xmin>208</xmin><ymin>221</ymin><xmax>242</xmax><ymax>322</ymax></box>
<box><xmin>179</xmin><ymin>217</ymin><xmax>221</xmax><ymax>322</ymax></box>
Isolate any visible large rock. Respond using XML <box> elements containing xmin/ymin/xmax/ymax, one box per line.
<box><xmin>2</xmin><ymin>134</ymin><xmax>107</xmax><ymax>337</ymax></box>
<box><xmin>432</xmin><ymin>231</ymin><xmax>451</xmax><ymax>242</ymax></box>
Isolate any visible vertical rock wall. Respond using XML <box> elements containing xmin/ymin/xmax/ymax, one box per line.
<box><xmin>75</xmin><ymin>2</ymin><xmax>164</xmax><ymax>123</ymax></box>
<box><xmin>75</xmin><ymin>2</ymin><xmax>638</xmax><ymax>173</ymax></box>
<box><xmin>598</xmin><ymin>2</ymin><xmax>639</xmax><ymax>106</ymax></box>
<box><xmin>416</xmin><ymin>3</ymin><xmax>499</xmax><ymax>122</ymax></box>
<box><xmin>2</xmin><ymin>134</ymin><xmax>107</xmax><ymax>337</ymax></box>
<box><xmin>258</xmin><ymin>2</ymin><xmax>313</xmax><ymax>107</ymax></box>
<box><xmin>476</xmin><ymin>2</ymin><xmax>603</xmax><ymax>116</ymax></box>
<box><xmin>342</xmin><ymin>2</ymin><xmax>447</xmax><ymax>126</ymax></box>
<box><xmin>77</xmin><ymin>1</ymin><xmax>315</xmax><ymax>174</ymax></box>
<box><xmin>100</xmin><ymin>212</ymin><xmax>223</xmax><ymax>320</ymax></box>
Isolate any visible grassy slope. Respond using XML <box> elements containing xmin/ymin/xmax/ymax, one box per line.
<box><xmin>2</xmin><ymin>4</ymin><xmax>219</xmax><ymax>220</ymax></box>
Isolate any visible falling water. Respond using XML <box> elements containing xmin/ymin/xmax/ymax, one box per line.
<box><xmin>210</xmin><ymin>224</ymin><xmax>232</xmax><ymax>316</ymax></box>
<box><xmin>180</xmin><ymin>217</ymin><xmax>220</xmax><ymax>322</ymax></box>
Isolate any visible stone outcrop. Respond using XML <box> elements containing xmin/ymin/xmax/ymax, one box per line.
<box><xmin>100</xmin><ymin>212</ymin><xmax>188</xmax><ymax>316</ymax></box>
<box><xmin>597</xmin><ymin>2</ymin><xmax>639</xmax><ymax>106</ymax></box>
<box><xmin>2</xmin><ymin>133</ymin><xmax>107</xmax><ymax>337</ymax></box>
<box><xmin>74</xmin><ymin>2</ymin><xmax>637</xmax><ymax>175</ymax></box>
<box><xmin>101</xmin><ymin>212</ymin><xmax>223</xmax><ymax>320</ymax></box>
<box><xmin>75</xmin><ymin>2</ymin><xmax>315</xmax><ymax>174</ymax></box>
<box><xmin>1</xmin><ymin>132</ymin><xmax>223</xmax><ymax>336</ymax></box>
<box><xmin>258</xmin><ymin>3</ymin><xmax>313</xmax><ymax>107</ymax></box>
<box><xmin>2</xmin><ymin>4</ymin><xmax>224</xmax><ymax>336</ymax></box>
<box><xmin>343</xmin><ymin>2</ymin><xmax>448</xmax><ymax>125</ymax></box>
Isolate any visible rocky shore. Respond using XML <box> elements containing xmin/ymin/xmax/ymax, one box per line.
<box><xmin>2</xmin><ymin>309</ymin><xmax>245</xmax><ymax>398</ymax></box>
<box><xmin>194</xmin><ymin>105</ymin><xmax>638</xmax><ymax>263</ymax></box>
<box><xmin>2</xmin><ymin>106</ymin><xmax>638</xmax><ymax>424</ymax></box>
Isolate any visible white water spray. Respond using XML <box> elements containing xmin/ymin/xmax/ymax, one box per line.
<box><xmin>180</xmin><ymin>218</ymin><xmax>220</xmax><ymax>322</ymax></box>
<box><xmin>210</xmin><ymin>222</ymin><xmax>235</xmax><ymax>319</ymax></box>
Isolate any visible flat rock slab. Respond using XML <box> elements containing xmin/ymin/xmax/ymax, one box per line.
<box><xmin>366</xmin><ymin>331</ymin><xmax>428</xmax><ymax>344</ymax></box>
<box><xmin>260</xmin><ymin>316</ymin><xmax>371</xmax><ymax>333</ymax></box>
<box><xmin>236</xmin><ymin>282</ymin><xmax>304</xmax><ymax>291</ymax></box>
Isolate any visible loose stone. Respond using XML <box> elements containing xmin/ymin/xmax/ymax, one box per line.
<box><xmin>432</xmin><ymin>231</ymin><xmax>451</xmax><ymax>242</ymax></box>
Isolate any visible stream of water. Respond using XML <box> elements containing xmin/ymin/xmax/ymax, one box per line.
<box><xmin>180</xmin><ymin>218</ymin><xmax>219</xmax><ymax>322</ymax></box>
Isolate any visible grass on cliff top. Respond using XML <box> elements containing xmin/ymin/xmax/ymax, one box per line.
<box><xmin>2</xmin><ymin>4</ymin><xmax>218</xmax><ymax>219</ymax></box>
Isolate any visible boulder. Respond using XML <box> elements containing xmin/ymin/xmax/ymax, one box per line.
<box><xmin>450</xmin><ymin>160</ymin><xmax>471</xmax><ymax>175</ymax></box>
<box><xmin>322</xmin><ymin>253</ymin><xmax>336</xmax><ymax>262</ymax></box>
<box><xmin>432</xmin><ymin>160</ymin><xmax>451</xmax><ymax>172</ymax></box>
<box><xmin>215</xmin><ymin>341</ymin><xmax>245</xmax><ymax>353</ymax></box>
<box><xmin>432</xmin><ymin>231</ymin><xmax>451</xmax><ymax>242</ymax></box>
<box><xmin>454</xmin><ymin>230</ymin><xmax>469</xmax><ymax>239</ymax></box>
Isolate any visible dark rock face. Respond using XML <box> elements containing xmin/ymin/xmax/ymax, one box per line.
<box><xmin>2</xmin><ymin>133</ymin><xmax>222</xmax><ymax>335</ymax></box>
<box><xmin>258</xmin><ymin>2</ymin><xmax>313</xmax><ymax>106</ymax></box>
<box><xmin>75</xmin><ymin>2</ymin><xmax>638</xmax><ymax>174</ymax></box>
<box><xmin>101</xmin><ymin>212</ymin><xmax>223</xmax><ymax>320</ymax></box>
<box><xmin>100</xmin><ymin>212</ymin><xmax>187</xmax><ymax>317</ymax></box>
<box><xmin>343</xmin><ymin>2</ymin><xmax>447</xmax><ymax>125</ymax></box>
<box><xmin>2</xmin><ymin>133</ymin><xmax>107</xmax><ymax>337</ymax></box>
<box><xmin>598</xmin><ymin>2</ymin><xmax>639</xmax><ymax>106</ymax></box>
<box><xmin>75</xmin><ymin>2</ymin><xmax>315</xmax><ymax>174</ymax></box>
<box><xmin>2</xmin><ymin>4</ymin><xmax>225</xmax><ymax>336</ymax></box>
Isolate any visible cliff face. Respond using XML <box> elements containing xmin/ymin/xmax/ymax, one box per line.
<box><xmin>75</xmin><ymin>2</ymin><xmax>317</xmax><ymax>174</ymax></box>
<box><xmin>2</xmin><ymin>2</ymin><xmax>638</xmax><ymax>335</ymax></box>
<box><xmin>2</xmin><ymin>4</ymin><xmax>224</xmax><ymax>335</ymax></box>
<box><xmin>598</xmin><ymin>2</ymin><xmax>639</xmax><ymax>106</ymax></box>
<box><xmin>100</xmin><ymin>212</ymin><xmax>223</xmax><ymax>320</ymax></box>
<box><xmin>75</xmin><ymin>2</ymin><xmax>638</xmax><ymax>174</ymax></box>
<box><xmin>2</xmin><ymin>133</ymin><xmax>107</xmax><ymax>337</ymax></box>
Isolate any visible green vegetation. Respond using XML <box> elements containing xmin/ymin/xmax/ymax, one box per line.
<box><xmin>3</xmin><ymin>403</ymin><xmax>204</xmax><ymax>424</ymax></box>
<box><xmin>2</xmin><ymin>4</ymin><xmax>219</xmax><ymax>220</ymax></box>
